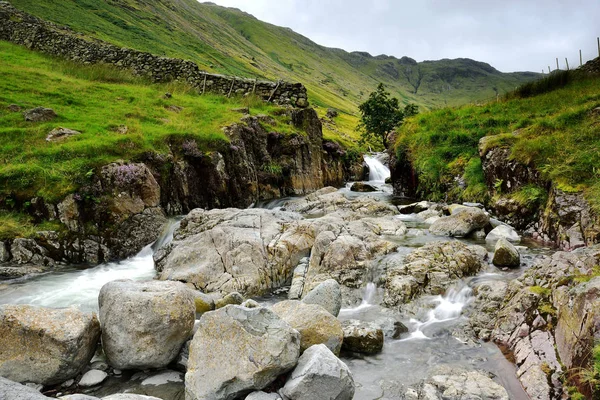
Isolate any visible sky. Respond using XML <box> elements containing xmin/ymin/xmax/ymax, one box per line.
<box><xmin>205</xmin><ymin>0</ymin><xmax>600</xmax><ymax>73</ymax></box>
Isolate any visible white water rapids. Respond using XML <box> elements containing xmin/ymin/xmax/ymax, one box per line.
<box><xmin>0</xmin><ymin>218</ymin><xmax>181</xmax><ymax>312</ymax></box>
<box><xmin>363</xmin><ymin>154</ymin><xmax>390</xmax><ymax>182</ymax></box>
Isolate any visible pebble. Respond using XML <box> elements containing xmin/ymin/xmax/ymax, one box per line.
<box><xmin>79</xmin><ymin>369</ymin><xmax>108</xmax><ymax>387</ymax></box>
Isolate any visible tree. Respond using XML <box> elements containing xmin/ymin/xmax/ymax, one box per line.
<box><xmin>357</xmin><ymin>83</ymin><xmax>418</xmax><ymax>148</ymax></box>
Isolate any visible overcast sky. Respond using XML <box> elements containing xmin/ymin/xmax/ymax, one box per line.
<box><xmin>205</xmin><ymin>0</ymin><xmax>600</xmax><ymax>73</ymax></box>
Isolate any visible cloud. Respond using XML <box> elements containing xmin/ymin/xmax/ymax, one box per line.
<box><xmin>204</xmin><ymin>0</ymin><xmax>600</xmax><ymax>72</ymax></box>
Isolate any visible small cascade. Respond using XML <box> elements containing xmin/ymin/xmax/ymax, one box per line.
<box><xmin>363</xmin><ymin>154</ymin><xmax>391</xmax><ymax>182</ymax></box>
<box><xmin>360</xmin><ymin>282</ymin><xmax>377</xmax><ymax>307</ymax></box>
<box><xmin>402</xmin><ymin>284</ymin><xmax>473</xmax><ymax>341</ymax></box>
<box><xmin>0</xmin><ymin>217</ymin><xmax>182</xmax><ymax>312</ymax></box>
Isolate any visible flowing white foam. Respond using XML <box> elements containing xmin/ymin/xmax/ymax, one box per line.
<box><xmin>399</xmin><ymin>284</ymin><xmax>473</xmax><ymax>341</ymax></box>
<box><xmin>364</xmin><ymin>155</ymin><xmax>390</xmax><ymax>182</ymax></box>
<box><xmin>0</xmin><ymin>218</ymin><xmax>181</xmax><ymax>312</ymax></box>
<box><xmin>340</xmin><ymin>282</ymin><xmax>378</xmax><ymax>314</ymax></box>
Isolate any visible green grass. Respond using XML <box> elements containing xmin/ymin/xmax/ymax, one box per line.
<box><xmin>0</xmin><ymin>40</ymin><xmax>294</xmax><ymax>203</ymax></box>
<box><xmin>395</xmin><ymin>72</ymin><xmax>600</xmax><ymax>206</ymax></box>
<box><xmin>0</xmin><ymin>211</ymin><xmax>64</xmax><ymax>240</ymax></box>
<box><xmin>10</xmin><ymin>0</ymin><xmax>540</xmax><ymax>116</ymax></box>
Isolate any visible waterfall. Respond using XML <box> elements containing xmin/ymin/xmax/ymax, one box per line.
<box><xmin>364</xmin><ymin>155</ymin><xmax>390</xmax><ymax>182</ymax></box>
<box><xmin>0</xmin><ymin>217</ymin><xmax>182</xmax><ymax>312</ymax></box>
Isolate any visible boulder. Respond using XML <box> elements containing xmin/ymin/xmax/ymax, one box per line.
<box><xmin>492</xmin><ymin>238</ymin><xmax>520</xmax><ymax>268</ymax></box>
<box><xmin>189</xmin><ymin>290</ymin><xmax>214</xmax><ymax>313</ymax></box>
<box><xmin>280</xmin><ymin>344</ymin><xmax>355</xmax><ymax>400</ymax></box>
<box><xmin>60</xmin><ymin>395</ymin><xmax>100</xmax><ymax>400</ymax></box>
<box><xmin>486</xmin><ymin>225</ymin><xmax>521</xmax><ymax>243</ymax></box>
<box><xmin>271</xmin><ymin>300</ymin><xmax>343</xmax><ymax>355</ymax></box>
<box><xmin>78</xmin><ymin>370</ymin><xmax>107</xmax><ymax>388</ymax></box>
<box><xmin>23</xmin><ymin>107</ymin><xmax>56</xmax><ymax>122</ymax></box>
<box><xmin>246</xmin><ymin>392</ymin><xmax>282</xmax><ymax>400</ymax></box>
<box><xmin>98</xmin><ymin>280</ymin><xmax>195</xmax><ymax>370</ymax></box>
<box><xmin>0</xmin><ymin>376</ymin><xmax>50</xmax><ymax>399</ymax></box>
<box><xmin>215</xmin><ymin>292</ymin><xmax>244</xmax><ymax>309</ymax></box>
<box><xmin>186</xmin><ymin>306</ymin><xmax>300</xmax><ymax>400</ymax></box>
<box><xmin>0</xmin><ymin>305</ymin><xmax>100</xmax><ymax>385</ymax></box>
<box><xmin>341</xmin><ymin>320</ymin><xmax>384</xmax><ymax>354</ymax></box>
<box><xmin>415</xmin><ymin>367</ymin><xmax>509</xmax><ymax>400</ymax></box>
<box><xmin>350</xmin><ymin>182</ymin><xmax>377</xmax><ymax>192</ymax></box>
<box><xmin>301</xmin><ymin>279</ymin><xmax>342</xmax><ymax>317</ymax></box>
<box><xmin>102</xmin><ymin>396</ymin><xmax>162</xmax><ymax>400</ymax></box>
<box><xmin>46</xmin><ymin>127</ymin><xmax>81</xmax><ymax>142</ymax></box>
<box><xmin>429</xmin><ymin>207</ymin><xmax>490</xmax><ymax>237</ymax></box>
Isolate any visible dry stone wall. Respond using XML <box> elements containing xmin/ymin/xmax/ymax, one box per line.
<box><xmin>0</xmin><ymin>1</ymin><xmax>308</xmax><ymax>107</ymax></box>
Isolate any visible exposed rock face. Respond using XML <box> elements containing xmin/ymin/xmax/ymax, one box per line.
<box><xmin>411</xmin><ymin>367</ymin><xmax>509</xmax><ymax>400</ymax></box>
<box><xmin>341</xmin><ymin>320</ymin><xmax>384</xmax><ymax>354</ymax></box>
<box><xmin>492</xmin><ymin>238</ymin><xmax>520</xmax><ymax>268</ymax></box>
<box><xmin>301</xmin><ymin>279</ymin><xmax>342</xmax><ymax>317</ymax></box>
<box><xmin>280</xmin><ymin>344</ymin><xmax>355</xmax><ymax>400</ymax></box>
<box><xmin>98</xmin><ymin>280</ymin><xmax>195</xmax><ymax>370</ymax></box>
<box><xmin>23</xmin><ymin>107</ymin><xmax>56</xmax><ymax>122</ymax></box>
<box><xmin>384</xmin><ymin>241</ymin><xmax>485</xmax><ymax>306</ymax></box>
<box><xmin>0</xmin><ymin>305</ymin><xmax>100</xmax><ymax>385</ymax></box>
<box><xmin>0</xmin><ymin>376</ymin><xmax>50</xmax><ymax>400</ymax></box>
<box><xmin>186</xmin><ymin>306</ymin><xmax>300</xmax><ymax>400</ymax></box>
<box><xmin>429</xmin><ymin>207</ymin><xmax>490</xmax><ymax>237</ymax></box>
<box><xmin>46</xmin><ymin>127</ymin><xmax>81</xmax><ymax>141</ymax></box>
<box><xmin>271</xmin><ymin>300</ymin><xmax>344</xmax><ymax>355</ymax></box>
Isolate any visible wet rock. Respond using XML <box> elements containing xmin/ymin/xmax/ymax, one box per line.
<box><xmin>60</xmin><ymin>395</ymin><xmax>100</xmax><ymax>400</ymax></box>
<box><xmin>415</xmin><ymin>367</ymin><xmax>509</xmax><ymax>400</ymax></box>
<box><xmin>486</xmin><ymin>225</ymin><xmax>521</xmax><ymax>243</ymax></box>
<box><xmin>384</xmin><ymin>241</ymin><xmax>484</xmax><ymax>306</ymax></box>
<box><xmin>98</xmin><ymin>280</ymin><xmax>195</xmax><ymax>370</ymax></box>
<box><xmin>186</xmin><ymin>306</ymin><xmax>300</xmax><ymax>400</ymax></box>
<box><xmin>492</xmin><ymin>238</ymin><xmax>520</xmax><ymax>268</ymax></box>
<box><xmin>189</xmin><ymin>290</ymin><xmax>214</xmax><ymax>313</ymax></box>
<box><xmin>241</xmin><ymin>299</ymin><xmax>260</xmax><ymax>308</ymax></box>
<box><xmin>102</xmin><ymin>395</ymin><xmax>162</xmax><ymax>400</ymax></box>
<box><xmin>398</xmin><ymin>201</ymin><xmax>434</xmax><ymax>214</ymax></box>
<box><xmin>301</xmin><ymin>279</ymin><xmax>342</xmax><ymax>317</ymax></box>
<box><xmin>0</xmin><ymin>376</ymin><xmax>50</xmax><ymax>399</ymax></box>
<box><xmin>350</xmin><ymin>182</ymin><xmax>377</xmax><ymax>192</ymax></box>
<box><xmin>341</xmin><ymin>320</ymin><xmax>384</xmax><ymax>354</ymax></box>
<box><xmin>215</xmin><ymin>292</ymin><xmax>245</xmax><ymax>309</ymax></box>
<box><xmin>467</xmin><ymin>280</ymin><xmax>508</xmax><ymax>339</ymax></box>
<box><xmin>288</xmin><ymin>259</ymin><xmax>309</xmax><ymax>300</ymax></box>
<box><xmin>78</xmin><ymin>370</ymin><xmax>107</xmax><ymax>387</ymax></box>
<box><xmin>280</xmin><ymin>344</ymin><xmax>355</xmax><ymax>400</ymax></box>
<box><xmin>23</xmin><ymin>107</ymin><xmax>56</xmax><ymax>122</ymax></box>
<box><xmin>246</xmin><ymin>392</ymin><xmax>282</xmax><ymax>400</ymax></box>
<box><xmin>0</xmin><ymin>305</ymin><xmax>100</xmax><ymax>385</ymax></box>
<box><xmin>429</xmin><ymin>206</ymin><xmax>490</xmax><ymax>237</ymax></box>
<box><xmin>46</xmin><ymin>127</ymin><xmax>81</xmax><ymax>141</ymax></box>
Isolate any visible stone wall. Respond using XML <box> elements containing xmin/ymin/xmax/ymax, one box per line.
<box><xmin>0</xmin><ymin>1</ymin><xmax>308</xmax><ymax>107</ymax></box>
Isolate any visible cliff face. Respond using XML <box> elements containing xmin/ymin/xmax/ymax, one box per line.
<box><xmin>0</xmin><ymin>109</ymin><xmax>360</xmax><ymax>275</ymax></box>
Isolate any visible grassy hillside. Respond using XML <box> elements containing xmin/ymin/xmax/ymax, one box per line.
<box><xmin>0</xmin><ymin>40</ymin><xmax>294</xmax><ymax>204</ymax></box>
<box><xmin>394</xmin><ymin>70</ymin><xmax>600</xmax><ymax>209</ymax></box>
<box><xmin>9</xmin><ymin>0</ymin><xmax>539</xmax><ymax>117</ymax></box>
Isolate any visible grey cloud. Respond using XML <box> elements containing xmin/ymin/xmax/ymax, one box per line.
<box><xmin>205</xmin><ymin>0</ymin><xmax>600</xmax><ymax>72</ymax></box>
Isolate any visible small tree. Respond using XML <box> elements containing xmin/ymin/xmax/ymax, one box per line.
<box><xmin>358</xmin><ymin>83</ymin><xmax>418</xmax><ymax>148</ymax></box>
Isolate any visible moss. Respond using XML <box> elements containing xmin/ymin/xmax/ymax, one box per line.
<box><xmin>529</xmin><ymin>286</ymin><xmax>551</xmax><ymax>296</ymax></box>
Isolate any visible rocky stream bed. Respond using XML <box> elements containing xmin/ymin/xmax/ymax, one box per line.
<box><xmin>0</xmin><ymin>157</ymin><xmax>598</xmax><ymax>400</ymax></box>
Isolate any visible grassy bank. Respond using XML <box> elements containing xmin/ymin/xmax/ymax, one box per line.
<box><xmin>394</xmin><ymin>71</ymin><xmax>600</xmax><ymax>207</ymax></box>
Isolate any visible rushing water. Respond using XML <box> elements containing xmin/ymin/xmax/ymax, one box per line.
<box><xmin>363</xmin><ymin>154</ymin><xmax>391</xmax><ymax>182</ymax></box>
<box><xmin>0</xmin><ymin>218</ymin><xmax>181</xmax><ymax>312</ymax></box>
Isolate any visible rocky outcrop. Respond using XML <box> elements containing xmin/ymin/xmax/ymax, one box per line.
<box><xmin>301</xmin><ymin>279</ymin><xmax>342</xmax><ymax>317</ymax></box>
<box><xmin>429</xmin><ymin>206</ymin><xmax>490</xmax><ymax>237</ymax></box>
<box><xmin>186</xmin><ymin>306</ymin><xmax>300</xmax><ymax>400</ymax></box>
<box><xmin>384</xmin><ymin>241</ymin><xmax>485</xmax><ymax>307</ymax></box>
<box><xmin>0</xmin><ymin>305</ymin><xmax>100</xmax><ymax>385</ymax></box>
<box><xmin>98</xmin><ymin>280</ymin><xmax>195</xmax><ymax>370</ymax></box>
<box><xmin>279</xmin><ymin>344</ymin><xmax>355</xmax><ymax>400</ymax></box>
<box><xmin>271</xmin><ymin>300</ymin><xmax>344</xmax><ymax>355</ymax></box>
<box><xmin>341</xmin><ymin>320</ymin><xmax>384</xmax><ymax>354</ymax></box>
<box><xmin>0</xmin><ymin>2</ymin><xmax>308</xmax><ymax>108</ymax></box>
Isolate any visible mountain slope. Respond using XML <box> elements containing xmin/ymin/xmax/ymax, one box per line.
<box><xmin>9</xmin><ymin>0</ymin><xmax>540</xmax><ymax>113</ymax></box>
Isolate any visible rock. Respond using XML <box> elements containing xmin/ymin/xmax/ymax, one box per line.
<box><xmin>416</xmin><ymin>367</ymin><xmax>509</xmax><ymax>400</ymax></box>
<box><xmin>492</xmin><ymin>238</ymin><xmax>520</xmax><ymax>268</ymax></box>
<box><xmin>271</xmin><ymin>300</ymin><xmax>343</xmax><ymax>355</ymax></box>
<box><xmin>301</xmin><ymin>279</ymin><xmax>342</xmax><ymax>317</ymax></box>
<box><xmin>429</xmin><ymin>207</ymin><xmax>490</xmax><ymax>237</ymax></box>
<box><xmin>0</xmin><ymin>305</ymin><xmax>100</xmax><ymax>385</ymax></box>
<box><xmin>341</xmin><ymin>320</ymin><xmax>384</xmax><ymax>354</ymax></box>
<box><xmin>163</xmin><ymin>92</ymin><xmax>172</xmax><ymax>99</ymax></box>
<box><xmin>7</xmin><ymin>104</ymin><xmax>21</xmax><ymax>112</ymax></box>
<box><xmin>471</xmin><ymin>229</ymin><xmax>486</xmax><ymax>240</ymax></box>
<box><xmin>0</xmin><ymin>376</ymin><xmax>51</xmax><ymax>399</ymax></box>
<box><xmin>46</xmin><ymin>127</ymin><xmax>81</xmax><ymax>141</ymax></box>
<box><xmin>102</xmin><ymin>395</ymin><xmax>162</xmax><ymax>400</ymax></box>
<box><xmin>350</xmin><ymin>182</ymin><xmax>377</xmax><ymax>192</ymax></box>
<box><xmin>486</xmin><ymin>225</ymin><xmax>521</xmax><ymax>243</ymax></box>
<box><xmin>60</xmin><ymin>395</ymin><xmax>100</xmax><ymax>400</ymax></box>
<box><xmin>325</xmin><ymin>108</ymin><xmax>338</xmax><ymax>119</ymax></box>
<box><xmin>280</xmin><ymin>344</ymin><xmax>355</xmax><ymax>400</ymax></box>
<box><xmin>296</xmin><ymin>97</ymin><xmax>309</xmax><ymax>108</ymax></box>
<box><xmin>241</xmin><ymin>299</ymin><xmax>260</xmax><ymax>308</ymax></box>
<box><xmin>246</xmin><ymin>392</ymin><xmax>282</xmax><ymax>400</ymax></box>
<box><xmin>115</xmin><ymin>125</ymin><xmax>128</xmax><ymax>134</ymax></box>
<box><xmin>23</xmin><ymin>107</ymin><xmax>56</xmax><ymax>122</ymax></box>
<box><xmin>165</xmin><ymin>105</ymin><xmax>183</xmax><ymax>113</ymax></box>
<box><xmin>78</xmin><ymin>370</ymin><xmax>108</xmax><ymax>387</ymax></box>
<box><xmin>190</xmin><ymin>290</ymin><xmax>215</xmax><ymax>313</ymax></box>
<box><xmin>232</xmin><ymin>107</ymin><xmax>250</xmax><ymax>114</ymax></box>
<box><xmin>98</xmin><ymin>280</ymin><xmax>195</xmax><ymax>370</ymax></box>
<box><xmin>215</xmin><ymin>292</ymin><xmax>245</xmax><ymax>309</ymax></box>
<box><xmin>186</xmin><ymin>306</ymin><xmax>300</xmax><ymax>400</ymax></box>
<box><xmin>398</xmin><ymin>201</ymin><xmax>434</xmax><ymax>214</ymax></box>
<box><xmin>288</xmin><ymin>260</ymin><xmax>309</xmax><ymax>300</ymax></box>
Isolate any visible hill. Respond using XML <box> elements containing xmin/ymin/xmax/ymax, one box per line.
<box><xmin>9</xmin><ymin>0</ymin><xmax>540</xmax><ymax>115</ymax></box>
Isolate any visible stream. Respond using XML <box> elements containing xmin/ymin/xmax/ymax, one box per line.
<box><xmin>0</xmin><ymin>155</ymin><xmax>553</xmax><ymax>399</ymax></box>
